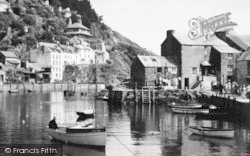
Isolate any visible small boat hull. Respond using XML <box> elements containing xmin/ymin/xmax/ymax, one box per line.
<box><xmin>172</xmin><ymin>108</ymin><xmax>209</xmax><ymax>114</ymax></box>
<box><xmin>189</xmin><ymin>126</ymin><xmax>234</xmax><ymax>139</ymax></box>
<box><xmin>169</xmin><ymin>103</ymin><xmax>202</xmax><ymax>109</ymax></box>
<box><xmin>46</xmin><ymin>127</ymin><xmax>106</xmax><ymax>147</ymax></box>
<box><xmin>27</xmin><ymin>89</ymin><xmax>36</xmax><ymax>92</ymax></box>
<box><xmin>9</xmin><ymin>90</ymin><xmax>18</xmax><ymax>93</ymax></box>
<box><xmin>76</xmin><ymin>111</ymin><xmax>94</xmax><ymax>118</ymax></box>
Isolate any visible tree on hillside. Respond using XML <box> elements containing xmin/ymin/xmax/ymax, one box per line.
<box><xmin>58</xmin><ymin>0</ymin><xmax>101</xmax><ymax>27</ymax></box>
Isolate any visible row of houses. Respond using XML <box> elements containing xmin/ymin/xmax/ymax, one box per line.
<box><xmin>0</xmin><ymin>0</ymin><xmax>111</xmax><ymax>84</ymax></box>
<box><xmin>131</xmin><ymin>30</ymin><xmax>250</xmax><ymax>90</ymax></box>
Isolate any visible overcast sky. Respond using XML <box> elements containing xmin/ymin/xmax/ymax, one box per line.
<box><xmin>90</xmin><ymin>0</ymin><xmax>250</xmax><ymax>55</ymax></box>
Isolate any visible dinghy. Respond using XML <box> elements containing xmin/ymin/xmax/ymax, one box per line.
<box><xmin>189</xmin><ymin>126</ymin><xmax>234</xmax><ymax>139</ymax></box>
<box><xmin>169</xmin><ymin>102</ymin><xmax>202</xmax><ymax>109</ymax></box>
<box><xmin>46</xmin><ymin>125</ymin><xmax>106</xmax><ymax>147</ymax></box>
<box><xmin>172</xmin><ymin>108</ymin><xmax>209</xmax><ymax>114</ymax></box>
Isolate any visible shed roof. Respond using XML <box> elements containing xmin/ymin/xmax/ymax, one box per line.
<box><xmin>212</xmin><ymin>45</ymin><xmax>241</xmax><ymax>54</ymax></box>
<box><xmin>66</xmin><ymin>23</ymin><xmax>90</xmax><ymax>30</ymax></box>
<box><xmin>137</xmin><ymin>55</ymin><xmax>177</xmax><ymax>67</ymax></box>
<box><xmin>0</xmin><ymin>51</ymin><xmax>18</xmax><ymax>58</ymax></box>
<box><xmin>227</xmin><ymin>33</ymin><xmax>250</xmax><ymax>50</ymax></box>
<box><xmin>237</xmin><ymin>48</ymin><xmax>250</xmax><ymax>61</ymax></box>
<box><xmin>172</xmin><ymin>32</ymin><xmax>228</xmax><ymax>46</ymax></box>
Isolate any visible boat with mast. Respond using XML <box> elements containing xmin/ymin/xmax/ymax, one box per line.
<box><xmin>46</xmin><ymin>52</ymin><xmax>106</xmax><ymax>147</ymax></box>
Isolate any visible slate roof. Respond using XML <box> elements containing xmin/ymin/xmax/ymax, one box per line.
<box><xmin>66</xmin><ymin>23</ymin><xmax>90</xmax><ymax>30</ymax></box>
<box><xmin>212</xmin><ymin>45</ymin><xmax>241</xmax><ymax>54</ymax></box>
<box><xmin>172</xmin><ymin>32</ymin><xmax>228</xmax><ymax>46</ymax></box>
<box><xmin>137</xmin><ymin>55</ymin><xmax>177</xmax><ymax>67</ymax></box>
<box><xmin>227</xmin><ymin>33</ymin><xmax>250</xmax><ymax>51</ymax></box>
<box><xmin>0</xmin><ymin>51</ymin><xmax>18</xmax><ymax>58</ymax></box>
<box><xmin>237</xmin><ymin>48</ymin><xmax>250</xmax><ymax>61</ymax></box>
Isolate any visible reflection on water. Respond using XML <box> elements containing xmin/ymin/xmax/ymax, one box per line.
<box><xmin>1</xmin><ymin>92</ymin><xmax>250</xmax><ymax>156</ymax></box>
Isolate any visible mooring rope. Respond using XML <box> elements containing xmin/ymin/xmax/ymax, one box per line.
<box><xmin>107</xmin><ymin>128</ymin><xmax>137</xmax><ymax>156</ymax></box>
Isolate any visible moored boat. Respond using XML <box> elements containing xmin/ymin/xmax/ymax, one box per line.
<box><xmin>27</xmin><ymin>89</ymin><xmax>36</xmax><ymax>92</ymax></box>
<box><xmin>96</xmin><ymin>90</ymin><xmax>108</xmax><ymax>100</ymax></box>
<box><xmin>9</xmin><ymin>89</ymin><xmax>18</xmax><ymax>93</ymax></box>
<box><xmin>76</xmin><ymin>109</ymin><xmax>95</xmax><ymax>118</ymax></box>
<box><xmin>169</xmin><ymin>102</ymin><xmax>202</xmax><ymax>109</ymax></box>
<box><xmin>172</xmin><ymin>108</ymin><xmax>209</xmax><ymax>114</ymax></box>
<box><xmin>46</xmin><ymin>125</ymin><xmax>106</xmax><ymax>147</ymax></box>
<box><xmin>189</xmin><ymin>126</ymin><xmax>234</xmax><ymax>139</ymax></box>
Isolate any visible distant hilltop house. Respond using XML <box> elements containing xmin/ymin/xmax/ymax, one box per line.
<box><xmin>0</xmin><ymin>0</ymin><xmax>10</xmax><ymax>12</ymax></box>
<box><xmin>30</xmin><ymin>42</ymin><xmax>96</xmax><ymax>83</ymax></box>
<box><xmin>161</xmin><ymin>30</ymin><xmax>241</xmax><ymax>90</ymax></box>
<box><xmin>65</xmin><ymin>14</ymin><xmax>93</xmax><ymax>39</ymax></box>
<box><xmin>131</xmin><ymin>55</ymin><xmax>177</xmax><ymax>89</ymax></box>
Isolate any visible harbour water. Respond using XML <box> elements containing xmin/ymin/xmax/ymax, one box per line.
<box><xmin>1</xmin><ymin>91</ymin><xmax>250</xmax><ymax>156</ymax></box>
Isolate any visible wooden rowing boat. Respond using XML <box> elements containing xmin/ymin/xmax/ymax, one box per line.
<box><xmin>169</xmin><ymin>102</ymin><xmax>202</xmax><ymax>109</ymax></box>
<box><xmin>172</xmin><ymin>108</ymin><xmax>209</xmax><ymax>114</ymax></box>
<box><xmin>189</xmin><ymin>126</ymin><xmax>234</xmax><ymax>139</ymax></box>
<box><xmin>46</xmin><ymin>125</ymin><xmax>106</xmax><ymax>147</ymax></box>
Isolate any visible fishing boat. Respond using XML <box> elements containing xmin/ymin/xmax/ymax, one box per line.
<box><xmin>80</xmin><ymin>92</ymin><xmax>88</xmax><ymax>96</ymax></box>
<box><xmin>76</xmin><ymin>109</ymin><xmax>95</xmax><ymax>118</ymax></box>
<box><xmin>172</xmin><ymin>108</ymin><xmax>209</xmax><ymax>114</ymax></box>
<box><xmin>169</xmin><ymin>102</ymin><xmax>202</xmax><ymax>109</ymax></box>
<box><xmin>27</xmin><ymin>89</ymin><xmax>36</xmax><ymax>92</ymax></box>
<box><xmin>46</xmin><ymin>125</ymin><xmax>106</xmax><ymax>147</ymax></box>
<box><xmin>189</xmin><ymin>126</ymin><xmax>234</xmax><ymax>139</ymax></box>
<box><xmin>64</xmin><ymin>90</ymin><xmax>75</xmax><ymax>96</ymax></box>
<box><xmin>96</xmin><ymin>90</ymin><xmax>109</xmax><ymax>101</ymax></box>
<box><xmin>9</xmin><ymin>89</ymin><xmax>18</xmax><ymax>93</ymax></box>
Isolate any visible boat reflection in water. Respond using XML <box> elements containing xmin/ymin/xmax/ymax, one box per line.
<box><xmin>63</xmin><ymin>144</ymin><xmax>105</xmax><ymax>156</ymax></box>
<box><xmin>2</xmin><ymin>92</ymin><xmax>250</xmax><ymax>156</ymax></box>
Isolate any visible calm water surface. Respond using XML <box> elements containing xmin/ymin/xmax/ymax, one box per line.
<box><xmin>1</xmin><ymin>91</ymin><xmax>250</xmax><ymax>156</ymax></box>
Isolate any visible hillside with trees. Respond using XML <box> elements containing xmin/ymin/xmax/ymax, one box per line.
<box><xmin>0</xmin><ymin>0</ymin><xmax>154</xmax><ymax>85</ymax></box>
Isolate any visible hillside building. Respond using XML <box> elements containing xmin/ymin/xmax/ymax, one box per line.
<box><xmin>0</xmin><ymin>51</ymin><xmax>20</xmax><ymax>68</ymax></box>
<box><xmin>94</xmin><ymin>43</ymin><xmax>110</xmax><ymax>64</ymax></box>
<box><xmin>161</xmin><ymin>30</ymin><xmax>241</xmax><ymax>90</ymax></box>
<box><xmin>236</xmin><ymin>48</ymin><xmax>250</xmax><ymax>84</ymax></box>
<box><xmin>0</xmin><ymin>0</ymin><xmax>10</xmax><ymax>12</ymax></box>
<box><xmin>65</xmin><ymin>15</ymin><xmax>93</xmax><ymax>38</ymax></box>
<box><xmin>131</xmin><ymin>55</ymin><xmax>177</xmax><ymax>88</ymax></box>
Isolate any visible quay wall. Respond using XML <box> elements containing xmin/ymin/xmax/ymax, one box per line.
<box><xmin>197</xmin><ymin>94</ymin><xmax>250</xmax><ymax>125</ymax></box>
<box><xmin>0</xmin><ymin>83</ymin><xmax>106</xmax><ymax>93</ymax></box>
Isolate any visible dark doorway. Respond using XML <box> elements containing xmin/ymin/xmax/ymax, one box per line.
<box><xmin>184</xmin><ymin>78</ymin><xmax>189</xmax><ymax>89</ymax></box>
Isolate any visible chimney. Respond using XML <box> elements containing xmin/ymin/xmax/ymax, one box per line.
<box><xmin>77</xmin><ymin>14</ymin><xmax>82</xmax><ymax>24</ymax></box>
<box><xmin>167</xmin><ymin>30</ymin><xmax>175</xmax><ymax>38</ymax></box>
<box><xmin>101</xmin><ymin>42</ymin><xmax>106</xmax><ymax>52</ymax></box>
<box><xmin>67</xmin><ymin>18</ymin><xmax>72</xmax><ymax>26</ymax></box>
<box><xmin>45</xmin><ymin>0</ymin><xmax>49</xmax><ymax>5</ymax></box>
<box><xmin>58</xmin><ymin>6</ymin><xmax>62</xmax><ymax>12</ymax></box>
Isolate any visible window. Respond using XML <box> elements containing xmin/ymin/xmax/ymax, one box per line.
<box><xmin>228</xmin><ymin>65</ymin><xmax>233</xmax><ymax>72</ymax></box>
<box><xmin>228</xmin><ymin>54</ymin><xmax>233</xmax><ymax>59</ymax></box>
<box><xmin>172</xmin><ymin>67</ymin><xmax>177</xmax><ymax>74</ymax></box>
<box><xmin>192</xmin><ymin>67</ymin><xmax>197</xmax><ymax>75</ymax></box>
<box><xmin>157</xmin><ymin>67</ymin><xmax>162</xmax><ymax>72</ymax></box>
<box><xmin>151</xmin><ymin>58</ymin><xmax>157</xmax><ymax>62</ymax></box>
